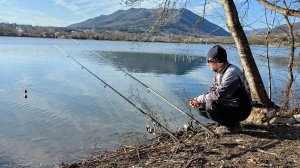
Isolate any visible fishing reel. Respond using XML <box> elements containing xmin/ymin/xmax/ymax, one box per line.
<box><xmin>146</xmin><ymin>123</ymin><xmax>156</xmax><ymax>135</ymax></box>
<box><xmin>146</xmin><ymin>125</ymin><xmax>155</xmax><ymax>134</ymax></box>
<box><xmin>183</xmin><ymin>121</ymin><xmax>193</xmax><ymax>131</ymax></box>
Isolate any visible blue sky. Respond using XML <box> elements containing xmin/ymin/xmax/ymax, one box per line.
<box><xmin>0</xmin><ymin>0</ymin><xmax>298</xmax><ymax>30</ymax></box>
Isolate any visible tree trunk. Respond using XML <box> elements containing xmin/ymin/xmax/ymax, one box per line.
<box><xmin>265</xmin><ymin>33</ymin><xmax>272</xmax><ymax>100</ymax></box>
<box><xmin>221</xmin><ymin>0</ymin><xmax>271</xmax><ymax>105</ymax></box>
<box><xmin>283</xmin><ymin>16</ymin><xmax>295</xmax><ymax>109</ymax></box>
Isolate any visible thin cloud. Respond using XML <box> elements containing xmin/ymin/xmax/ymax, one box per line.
<box><xmin>187</xmin><ymin>0</ymin><xmax>228</xmax><ymax>30</ymax></box>
<box><xmin>52</xmin><ymin>0</ymin><xmax>126</xmax><ymax>17</ymax></box>
<box><xmin>189</xmin><ymin>1</ymin><xmax>223</xmax><ymax>17</ymax></box>
<box><xmin>54</xmin><ymin>0</ymin><xmax>84</xmax><ymax>16</ymax></box>
<box><xmin>52</xmin><ymin>0</ymin><xmax>158</xmax><ymax>17</ymax></box>
<box><xmin>0</xmin><ymin>7</ymin><xmax>67</xmax><ymax>26</ymax></box>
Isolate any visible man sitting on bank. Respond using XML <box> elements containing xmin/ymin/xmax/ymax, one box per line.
<box><xmin>189</xmin><ymin>45</ymin><xmax>252</xmax><ymax>133</ymax></box>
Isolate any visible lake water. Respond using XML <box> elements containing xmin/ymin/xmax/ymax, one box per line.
<box><xmin>0</xmin><ymin>36</ymin><xmax>299</xmax><ymax>167</ymax></box>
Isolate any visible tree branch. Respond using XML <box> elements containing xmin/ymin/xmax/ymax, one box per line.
<box><xmin>256</xmin><ymin>0</ymin><xmax>300</xmax><ymax>17</ymax></box>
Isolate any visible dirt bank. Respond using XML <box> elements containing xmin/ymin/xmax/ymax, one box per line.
<box><xmin>60</xmin><ymin>124</ymin><xmax>300</xmax><ymax>168</ymax></box>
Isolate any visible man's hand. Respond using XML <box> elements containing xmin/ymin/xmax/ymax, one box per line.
<box><xmin>189</xmin><ymin>99</ymin><xmax>200</xmax><ymax>108</ymax></box>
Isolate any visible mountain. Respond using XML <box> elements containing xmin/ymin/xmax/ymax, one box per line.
<box><xmin>68</xmin><ymin>8</ymin><xmax>230</xmax><ymax>36</ymax></box>
<box><xmin>245</xmin><ymin>22</ymin><xmax>300</xmax><ymax>35</ymax></box>
<box><xmin>272</xmin><ymin>22</ymin><xmax>300</xmax><ymax>35</ymax></box>
<box><xmin>245</xmin><ymin>28</ymin><xmax>268</xmax><ymax>35</ymax></box>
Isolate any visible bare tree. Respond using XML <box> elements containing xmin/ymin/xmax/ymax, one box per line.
<box><xmin>263</xmin><ymin>9</ymin><xmax>278</xmax><ymax>100</ymax></box>
<box><xmin>282</xmin><ymin>0</ymin><xmax>296</xmax><ymax>110</ymax></box>
<box><xmin>254</xmin><ymin>0</ymin><xmax>298</xmax><ymax>110</ymax></box>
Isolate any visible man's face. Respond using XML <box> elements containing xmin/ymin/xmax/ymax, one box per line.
<box><xmin>207</xmin><ymin>61</ymin><xmax>223</xmax><ymax>72</ymax></box>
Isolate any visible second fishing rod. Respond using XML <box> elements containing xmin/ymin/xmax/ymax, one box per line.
<box><xmin>69</xmin><ymin>38</ymin><xmax>217</xmax><ymax>137</ymax></box>
<box><xmin>53</xmin><ymin>44</ymin><xmax>181</xmax><ymax>142</ymax></box>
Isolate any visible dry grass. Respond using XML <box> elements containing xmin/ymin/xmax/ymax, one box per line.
<box><xmin>59</xmin><ymin>123</ymin><xmax>300</xmax><ymax>168</ymax></box>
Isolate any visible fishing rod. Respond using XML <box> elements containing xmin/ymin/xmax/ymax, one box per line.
<box><xmin>68</xmin><ymin>37</ymin><xmax>217</xmax><ymax>137</ymax></box>
<box><xmin>53</xmin><ymin>44</ymin><xmax>180</xmax><ymax>142</ymax></box>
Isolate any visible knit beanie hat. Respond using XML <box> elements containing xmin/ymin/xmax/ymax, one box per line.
<box><xmin>207</xmin><ymin>45</ymin><xmax>227</xmax><ymax>63</ymax></box>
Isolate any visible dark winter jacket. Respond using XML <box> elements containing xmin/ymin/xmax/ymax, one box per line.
<box><xmin>196</xmin><ymin>62</ymin><xmax>252</xmax><ymax>112</ymax></box>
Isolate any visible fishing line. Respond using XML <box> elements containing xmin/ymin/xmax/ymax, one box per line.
<box><xmin>68</xmin><ymin>37</ymin><xmax>217</xmax><ymax>137</ymax></box>
<box><xmin>53</xmin><ymin>44</ymin><xmax>180</xmax><ymax>142</ymax></box>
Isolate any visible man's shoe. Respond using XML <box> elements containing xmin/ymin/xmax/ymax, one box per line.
<box><xmin>214</xmin><ymin>126</ymin><xmax>230</xmax><ymax>134</ymax></box>
<box><xmin>214</xmin><ymin>123</ymin><xmax>243</xmax><ymax>134</ymax></box>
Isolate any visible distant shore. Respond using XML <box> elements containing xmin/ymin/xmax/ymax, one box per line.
<box><xmin>1</xmin><ymin>30</ymin><xmax>299</xmax><ymax>48</ymax></box>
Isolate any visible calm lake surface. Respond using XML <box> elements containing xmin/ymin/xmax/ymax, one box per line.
<box><xmin>0</xmin><ymin>36</ymin><xmax>299</xmax><ymax>167</ymax></box>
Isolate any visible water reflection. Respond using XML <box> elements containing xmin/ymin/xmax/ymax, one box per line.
<box><xmin>254</xmin><ymin>54</ymin><xmax>300</xmax><ymax>68</ymax></box>
<box><xmin>100</xmin><ymin>51</ymin><xmax>206</xmax><ymax>75</ymax></box>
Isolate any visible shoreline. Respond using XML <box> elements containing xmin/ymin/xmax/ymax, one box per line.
<box><xmin>59</xmin><ymin>123</ymin><xmax>300</xmax><ymax>168</ymax></box>
<box><xmin>1</xmin><ymin>35</ymin><xmax>299</xmax><ymax>48</ymax></box>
